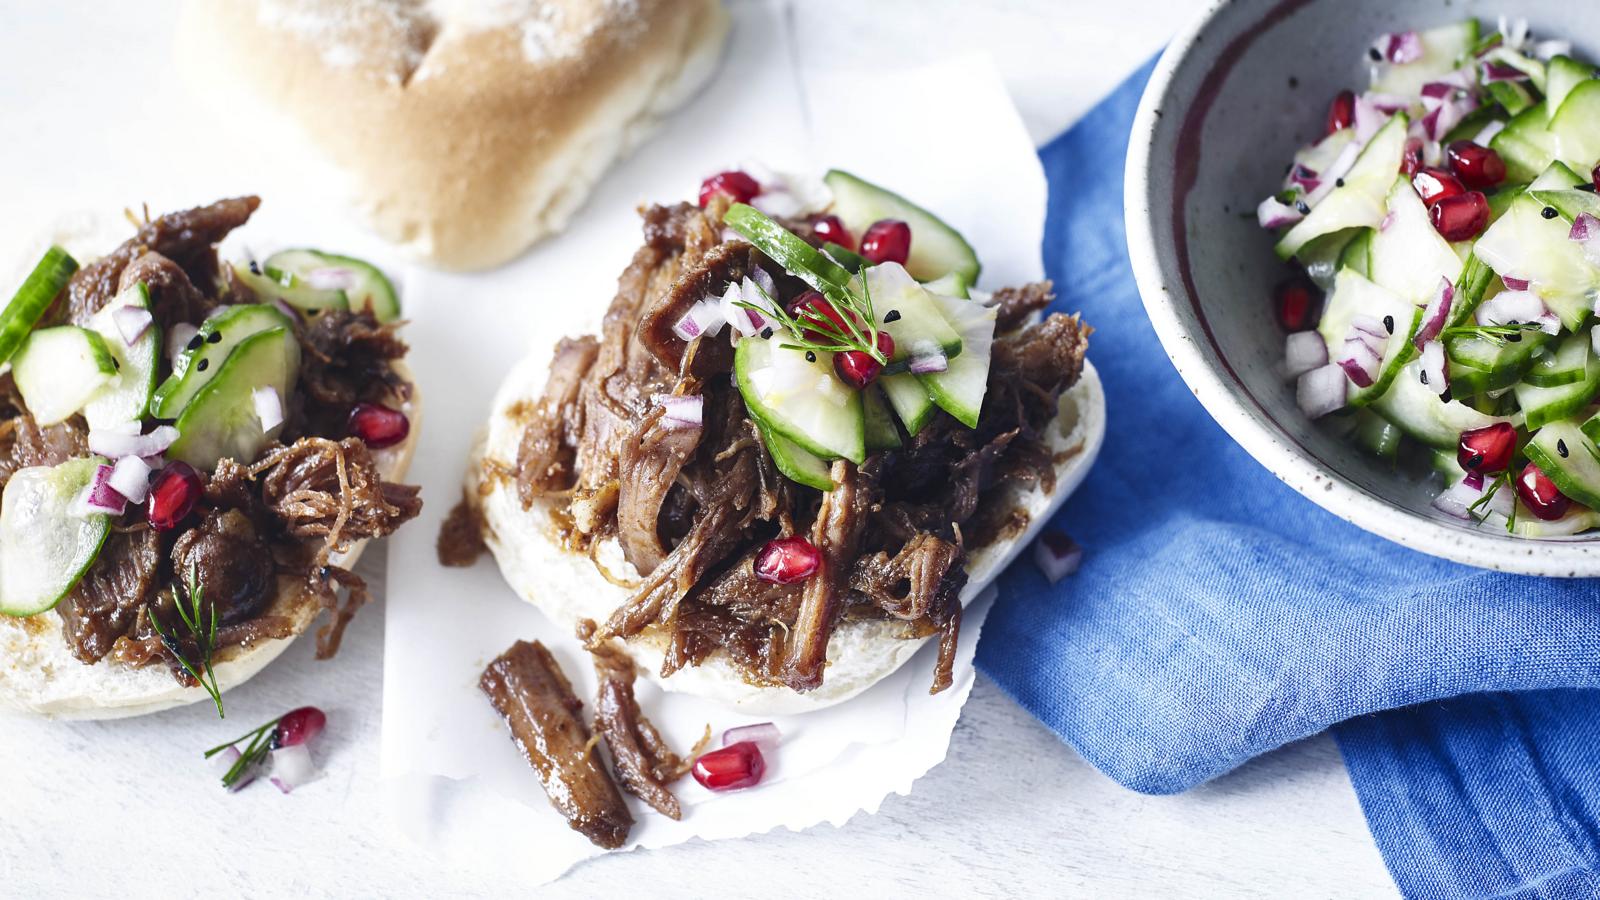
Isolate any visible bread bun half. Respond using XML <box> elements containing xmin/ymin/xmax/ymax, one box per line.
<box><xmin>176</xmin><ymin>0</ymin><xmax>731</xmax><ymax>271</ymax></box>
<box><xmin>470</xmin><ymin>348</ymin><xmax>1105</xmax><ymax>716</ymax></box>
<box><xmin>0</xmin><ymin>217</ymin><xmax>420</xmax><ymax>720</ymax></box>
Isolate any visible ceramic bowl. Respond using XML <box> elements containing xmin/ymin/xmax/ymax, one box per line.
<box><xmin>1126</xmin><ymin>0</ymin><xmax>1600</xmax><ymax>576</ymax></box>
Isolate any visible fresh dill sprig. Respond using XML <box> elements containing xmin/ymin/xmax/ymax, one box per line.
<box><xmin>148</xmin><ymin>564</ymin><xmax>224</xmax><ymax>718</ymax></box>
<box><xmin>1439</xmin><ymin>322</ymin><xmax>1547</xmax><ymax>346</ymax></box>
<box><xmin>736</xmin><ymin>271</ymin><xmax>886</xmax><ymax>364</ymax></box>
<box><xmin>204</xmin><ymin>713</ymin><xmax>283</xmax><ymax>790</ymax></box>
<box><xmin>1467</xmin><ymin>470</ymin><xmax>1518</xmax><ymax>533</ymax></box>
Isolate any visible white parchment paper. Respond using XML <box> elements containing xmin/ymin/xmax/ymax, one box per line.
<box><xmin>378</xmin><ymin>1</ymin><xmax>1047</xmax><ymax>883</ymax></box>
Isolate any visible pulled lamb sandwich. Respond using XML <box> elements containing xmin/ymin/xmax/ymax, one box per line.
<box><xmin>0</xmin><ymin>197</ymin><xmax>421</xmax><ymax>719</ymax></box>
<box><xmin>462</xmin><ymin>169</ymin><xmax>1099</xmax><ymax>715</ymax></box>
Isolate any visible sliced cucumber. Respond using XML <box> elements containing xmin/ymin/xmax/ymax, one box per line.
<box><xmin>1514</xmin><ymin>343</ymin><xmax>1600</xmax><ymax>430</ymax></box>
<box><xmin>151</xmin><ymin>303</ymin><xmax>296</xmax><ymax>419</ymax></box>
<box><xmin>1450</xmin><ymin>255</ymin><xmax>1498</xmax><ymax>326</ymax></box>
<box><xmin>1371</xmin><ymin>361</ymin><xmax>1509</xmax><ymax>449</ymax></box>
<box><xmin>916</xmin><ymin>291</ymin><xmax>997</xmax><ymax>429</ymax></box>
<box><xmin>1295</xmin><ymin>128</ymin><xmax>1355</xmax><ymax>175</ymax></box>
<box><xmin>82</xmin><ymin>283</ymin><xmax>160</xmax><ymax>431</ymax></box>
<box><xmin>1491</xmin><ymin>102</ymin><xmax>1560</xmax><ymax>184</ymax></box>
<box><xmin>758</xmin><ymin>422</ymin><xmax>834</xmax><ymax>491</ymax></box>
<box><xmin>1352</xmin><ymin>409</ymin><xmax>1403</xmax><ymax>461</ymax></box>
<box><xmin>1531</xmin><ymin>187</ymin><xmax>1600</xmax><ymax>223</ymax></box>
<box><xmin>922</xmin><ymin>271</ymin><xmax>970</xmax><ymax>299</ymax></box>
<box><xmin>1512</xmin><ymin>504</ymin><xmax>1600</xmax><ymax>537</ymax></box>
<box><xmin>12</xmin><ymin>326</ymin><xmax>117</xmax><ymax>425</ymax></box>
<box><xmin>862</xmin><ymin>384</ymin><xmax>902</xmax><ymax>451</ymax></box>
<box><xmin>860</xmin><ymin>263</ymin><xmax>963</xmax><ymax>363</ymax></box>
<box><xmin>1528</xmin><ymin>160</ymin><xmax>1587</xmax><ymax>192</ymax></box>
<box><xmin>0</xmin><ymin>246</ymin><xmax>77</xmax><ymax>366</ymax></box>
<box><xmin>1546</xmin><ymin>57</ymin><xmax>1596</xmax><ymax>121</ymax></box>
<box><xmin>1445</xmin><ymin>326</ymin><xmax>1550</xmax><ymax>387</ymax></box>
<box><xmin>1525</xmin><ymin>329</ymin><xmax>1591</xmax><ymax>387</ymax></box>
<box><xmin>168</xmin><ymin>327</ymin><xmax>301</xmax><ymax>470</ymax></box>
<box><xmin>1370</xmin><ymin>177</ymin><xmax>1464</xmax><ymax>303</ymax></box>
<box><xmin>823</xmin><ymin>242</ymin><xmax>869</xmax><ymax>274</ymax></box>
<box><xmin>1371</xmin><ymin>20</ymin><xmax>1479</xmax><ymax>98</ymax></box>
<box><xmin>1474</xmin><ymin>195</ymin><xmax>1600</xmax><ymax>330</ymax></box>
<box><xmin>1550</xmin><ymin>79</ymin><xmax>1600</xmax><ymax>173</ymax></box>
<box><xmin>733</xmin><ymin>336</ymin><xmax>864</xmax><ymax>464</ymax></box>
<box><xmin>1297</xmin><ymin>228</ymin><xmax>1361</xmax><ymax>289</ymax></box>
<box><xmin>724</xmin><ymin>204</ymin><xmax>857</xmax><ymax>305</ymax></box>
<box><xmin>264</xmin><ymin>249</ymin><xmax>400</xmax><ymax>322</ymax></box>
<box><xmin>1525</xmin><ymin>419</ymin><xmax>1600</xmax><ymax>510</ymax></box>
<box><xmin>824</xmin><ymin>170</ymin><xmax>980</xmax><ymax>284</ymax></box>
<box><xmin>1487</xmin><ymin>80</ymin><xmax>1537</xmax><ymax>117</ymax></box>
<box><xmin>0</xmin><ymin>457</ymin><xmax>111</xmax><ymax>617</ymax></box>
<box><xmin>1277</xmin><ymin>115</ymin><xmax>1409</xmax><ymax>260</ymax></box>
<box><xmin>231</xmin><ymin>261</ymin><xmax>348</xmax><ymax>317</ymax></box>
<box><xmin>879</xmin><ymin>373</ymin><xmax>936</xmax><ymax>436</ymax></box>
<box><xmin>1317</xmin><ymin>269</ymin><xmax>1421</xmax><ymax>407</ymax></box>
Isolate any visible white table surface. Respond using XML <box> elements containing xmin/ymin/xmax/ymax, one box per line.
<box><xmin>0</xmin><ymin>1</ymin><xmax>1398</xmax><ymax>896</ymax></box>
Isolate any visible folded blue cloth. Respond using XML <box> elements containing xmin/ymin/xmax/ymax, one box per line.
<box><xmin>974</xmin><ymin>60</ymin><xmax>1600</xmax><ymax>899</ymax></box>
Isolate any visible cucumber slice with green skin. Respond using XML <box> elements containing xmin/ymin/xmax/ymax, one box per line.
<box><xmin>724</xmin><ymin>204</ymin><xmax>857</xmax><ymax>305</ymax></box>
<box><xmin>861</xmin><ymin>384</ymin><xmax>902</xmax><ymax>451</ymax></box>
<box><xmin>733</xmin><ymin>336</ymin><xmax>864</xmax><ymax>464</ymax></box>
<box><xmin>0</xmin><ymin>457</ymin><xmax>111</xmax><ymax>617</ymax></box>
<box><xmin>82</xmin><ymin>283</ymin><xmax>160</xmax><ymax>431</ymax></box>
<box><xmin>1525</xmin><ymin>329</ymin><xmax>1591</xmax><ymax>387</ymax></box>
<box><xmin>1531</xmin><ymin>187</ymin><xmax>1600</xmax><ymax>223</ymax></box>
<box><xmin>860</xmin><ymin>263</ymin><xmax>963</xmax><ymax>362</ymax></box>
<box><xmin>1297</xmin><ymin>228</ymin><xmax>1361</xmax><ymax>289</ymax></box>
<box><xmin>1370</xmin><ymin>178</ymin><xmax>1464</xmax><ymax>303</ymax></box>
<box><xmin>1352</xmin><ymin>410</ymin><xmax>1403</xmax><ymax>461</ymax></box>
<box><xmin>151</xmin><ymin>303</ymin><xmax>296</xmax><ymax>419</ymax></box>
<box><xmin>1485</xmin><ymin>183</ymin><xmax>1529</xmax><ymax>224</ymax></box>
<box><xmin>1491</xmin><ymin>102</ymin><xmax>1560</xmax><ymax>184</ymax></box>
<box><xmin>922</xmin><ymin>271</ymin><xmax>970</xmax><ymax>299</ymax></box>
<box><xmin>1550</xmin><ymin>80</ymin><xmax>1600</xmax><ymax>173</ymax></box>
<box><xmin>1528</xmin><ymin>160</ymin><xmax>1586</xmax><ymax>192</ymax></box>
<box><xmin>879</xmin><ymin>373</ymin><xmax>936</xmax><ymax>436</ymax></box>
<box><xmin>1318</xmin><ymin>269</ymin><xmax>1421</xmax><ymax>407</ymax></box>
<box><xmin>823</xmin><ymin>242</ymin><xmax>868</xmax><ymax>274</ymax></box>
<box><xmin>1545</xmin><ymin>57</ymin><xmax>1596</xmax><ymax>121</ymax></box>
<box><xmin>1371</xmin><ymin>20</ymin><xmax>1479</xmax><ymax>98</ymax></box>
<box><xmin>231</xmin><ymin>261</ymin><xmax>349</xmax><ymax>317</ymax></box>
<box><xmin>1371</xmin><ymin>361</ymin><xmax>1510</xmax><ymax>449</ymax></box>
<box><xmin>0</xmin><ymin>246</ymin><xmax>77</xmax><ymax>367</ymax></box>
<box><xmin>1295</xmin><ymin>128</ymin><xmax>1355</xmax><ymax>174</ymax></box>
<box><xmin>1512</xmin><ymin>504</ymin><xmax>1600</xmax><ymax>537</ymax></box>
<box><xmin>1449</xmin><ymin>255</ymin><xmax>1498</xmax><ymax>327</ymax></box>
<box><xmin>264</xmin><ymin>249</ymin><xmax>400</xmax><ymax>323</ymax></box>
<box><xmin>12</xmin><ymin>326</ymin><xmax>117</xmax><ymax>426</ymax></box>
<box><xmin>1487</xmin><ymin>80</ymin><xmax>1537</xmax><ymax>117</ymax></box>
<box><xmin>1525</xmin><ymin>419</ymin><xmax>1600</xmax><ymax>510</ymax></box>
<box><xmin>1445</xmin><ymin>326</ymin><xmax>1550</xmax><ymax>382</ymax></box>
<box><xmin>824</xmin><ymin>169</ymin><xmax>981</xmax><ymax>284</ymax></box>
<box><xmin>1474</xmin><ymin>196</ymin><xmax>1600</xmax><ymax>331</ymax></box>
<box><xmin>1514</xmin><ymin>347</ymin><xmax>1600</xmax><ymax>430</ymax></box>
<box><xmin>757</xmin><ymin>422</ymin><xmax>834</xmax><ymax>491</ymax></box>
<box><xmin>168</xmin><ymin>327</ymin><xmax>301</xmax><ymax>470</ymax></box>
<box><xmin>916</xmin><ymin>291</ymin><xmax>997</xmax><ymax>429</ymax></box>
<box><xmin>1276</xmin><ymin>115</ymin><xmax>1409</xmax><ymax>261</ymax></box>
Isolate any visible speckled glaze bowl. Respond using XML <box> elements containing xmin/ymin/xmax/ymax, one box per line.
<box><xmin>1127</xmin><ymin>0</ymin><xmax>1600</xmax><ymax>576</ymax></box>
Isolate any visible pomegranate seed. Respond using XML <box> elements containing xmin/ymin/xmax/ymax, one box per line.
<box><xmin>787</xmin><ymin>291</ymin><xmax>854</xmax><ymax>342</ymax></box>
<box><xmin>811</xmin><ymin>214</ymin><xmax>854</xmax><ymax>251</ymax></box>
<box><xmin>1593</xmin><ymin>163</ymin><xmax>1600</xmax><ymax>190</ymax></box>
<box><xmin>1516</xmin><ymin>463</ymin><xmax>1572</xmax><ymax>521</ymax></box>
<box><xmin>1430</xmin><ymin>191</ymin><xmax>1490</xmax><ymax>242</ymax></box>
<box><xmin>1457</xmin><ymin>422</ymin><xmax>1517</xmax><ymax>475</ymax></box>
<box><xmin>1446</xmin><ymin>141</ymin><xmax>1507</xmax><ymax>189</ymax></box>
<box><xmin>347</xmin><ymin>402</ymin><xmax>410</xmax><ymax>449</ymax></box>
<box><xmin>834</xmin><ymin>331</ymin><xmax>895</xmax><ymax>389</ymax></box>
<box><xmin>859</xmin><ymin>219</ymin><xmax>912</xmax><ymax>266</ymax></box>
<box><xmin>1399</xmin><ymin>138</ymin><xmax>1425</xmax><ymax>179</ymax></box>
<box><xmin>146</xmin><ymin>462</ymin><xmax>202</xmax><ymax>531</ymax></box>
<box><xmin>754</xmin><ymin>536</ymin><xmax>821</xmax><ymax>584</ymax></box>
<box><xmin>692</xmin><ymin>741</ymin><xmax>766</xmax><ymax>791</ymax></box>
<box><xmin>1274</xmin><ymin>277</ymin><xmax>1321</xmax><ymax>332</ymax></box>
<box><xmin>698</xmin><ymin>170</ymin><xmax>760</xmax><ymax>208</ymax></box>
<box><xmin>1326</xmin><ymin>90</ymin><xmax>1356</xmax><ymax>135</ymax></box>
<box><xmin>1413</xmin><ymin>168</ymin><xmax>1466</xmax><ymax>207</ymax></box>
<box><xmin>272</xmin><ymin>706</ymin><xmax>327</xmax><ymax>749</ymax></box>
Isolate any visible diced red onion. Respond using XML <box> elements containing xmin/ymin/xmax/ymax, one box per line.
<box><xmin>1481</xmin><ymin>61</ymin><xmax>1529</xmax><ymax>83</ymax></box>
<box><xmin>1420</xmin><ymin>81</ymin><xmax>1457</xmax><ymax>102</ymax></box>
<box><xmin>1379</xmin><ymin>210</ymin><xmax>1397</xmax><ymax>232</ymax></box>
<box><xmin>271</xmin><ymin>298</ymin><xmax>303</xmax><ymax>324</ymax></box>
<box><xmin>1365</xmin><ymin>93</ymin><xmax>1413</xmax><ymax>114</ymax></box>
<box><xmin>1382</xmin><ymin>31</ymin><xmax>1424</xmax><ymax>65</ymax></box>
<box><xmin>304</xmin><ymin>266</ymin><xmax>356</xmax><ymax>291</ymax></box>
<box><xmin>1353</xmin><ymin>94</ymin><xmax>1391</xmax><ymax>142</ymax></box>
<box><xmin>1283</xmin><ymin>331</ymin><xmax>1328</xmax><ymax>379</ymax></box>
<box><xmin>268</xmin><ymin>743</ymin><xmax>318</xmax><ymax>795</ymax></box>
<box><xmin>657</xmin><ymin>394</ymin><xmax>704</xmax><ymax>428</ymax></box>
<box><xmin>209</xmin><ymin>746</ymin><xmax>257</xmax><ymax>793</ymax></box>
<box><xmin>673</xmin><ymin>298</ymin><xmax>726</xmax><ymax>342</ymax></box>
<box><xmin>723</xmin><ymin>722</ymin><xmax>781</xmax><ymax>750</ymax></box>
<box><xmin>111</xmin><ymin>306</ymin><xmax>154</xmax><ymax>345</ymax></box>
<box><xmin>1337</xmin><ymin>339</ymin><xmax>1383</xmax><ymax>388</ymax></box>
<box><xmin>1433</xmin><ymin>475</ymin><xmax>1513</xmax><ymax>522</ymax></box>
<box><xmin>1533</xmin><ymin>39</ymin><xmax>1572</xmax><ymax>61</ymax></box>
<box><xmin>166</xmin><ymin>322</ymin><xmax>199</xmax><ymax>365</ymax></box>
<box><xmin>1305</xmin><ymin>143</ymin><xmax>1363</xmax><ymax>206</ymax></box>
<box><xmin>1571</xmin><ymin>213</ymin><xmax>1599</xmax><ymax>243</ymax></box>
<box><xmin>1499</xmin><ymin>17</ymin><xmax>1529</xmax><ymax>51</ymax></box>
<box><xmin>1350</xmin><ymin>315</ymin><xmax>1391</xmax><ymax>340</ymax></box>
<box><xmin>1464</xmin><ymin>471</ymin><xmax>1485</xmax><ymax>491</ymax></box>
<box><xmin>88</xmin><ymin>425</ymin><xmax>179</xmax><ymax>460</ymax></box>
<box><xmin>108</xmin><ymin>455</ymin><xmax>153</xmax><ymax>504</ymax></box>
<box><xmin>1477</xmin><ymin>290</ymin><xmax>1560</xmax><ymax>334</ymax></box>
<box><xmin>1414</xmin><ymin>278</ymin><xmax>1455</xmax><ymax>348</ymax></box>
<box><xmin>1033</xmin><ymin>530</ymin><xmax>1083</xmax><ymax>584</ymax></box>
<box><xmin>1473</xmin><ymin>120</ymin><xmax>1506</xmax><ymax>146</ymax></box>
<box><xmin>909</xmin><ymin>352</ymin><xmax>949</xmax><ymax>375</ymax></box>
<box><xmin>84</xmin><ymin>464</ymin><xmax>127</xmax><ymax>516</ymax></box>
<box><xmin>1285</xmin><ymin>164</ymin><xmax>1321</xmax><ymax>194</ymax></box>
<box><xmin>1419</xmin><ymin>340</ymin><xmax>1449</xmax><ymax>394</ymax></box>
<box><xmin>1297</xmin><ymin>364</ymin><xmax>1349</xmax><ymax>418</ymax></box>
<box><xmin>1501</xmin><ymin>276</ymin><xmax>1531</xmax><ymax>291</ymax></box>
<box><xmin>721</xmin><ymin>277</ymin><xmax>776</xmax><ymax>337</ymax></box>
<box><xmin>253</xmin><ymin>386</ymin><xmax>284</xmax><ymax>432</ymax></box>
<box><xmin>1257</xmin><ymin>196</ymin><xmax>1304</xmax><ymax>229</ymax></box>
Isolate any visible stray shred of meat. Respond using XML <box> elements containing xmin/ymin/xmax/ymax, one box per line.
<box><xmin>480</xmin><ymin>640</ymin><xmax>635</xmax><ymax>849</ymax></box>
<box><xmin>437</xmin><ymin>492</ymin><xmax>489</xmax><ymax>567</ymax></box>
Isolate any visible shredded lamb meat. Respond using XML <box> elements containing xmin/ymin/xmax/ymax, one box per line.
<box><xmin>502</xmin><ymin>200</ymin><xmax>1089</xmax><ymax>696</ymax></box>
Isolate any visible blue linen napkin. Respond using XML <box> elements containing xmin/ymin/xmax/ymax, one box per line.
<box><xmin>973</xmin><ymin>60</ymin><xmax>1600</xmax><ymax>899</ymax></box>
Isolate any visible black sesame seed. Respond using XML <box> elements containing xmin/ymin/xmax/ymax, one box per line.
<box><xmin>883</xmin><ymin>309</ymin><xmax>902</xmax><ymax>323</ymax></box>
<box><xmin>248</xmin><ymin>261</ymin><xmax>261</xmax><ymax>276</ymax></box>
<box><xmin>1369</xmin><ymin>47</ymin><xmax>1383</xmax><ymax>61</ymax></box>
<box><xmin>207</xmin><ymin>331</ymin><xmax>222</xmax><ymax>343</ymax></box>
<box><xmin>1543</xmin><ymin>206</ymin><xmax>1560</xmax><ymax>219</ymax></box>
<box><xmin>805</xmin><ymin>351</ymin><xmax>817</xmax><ymax>363</ymax></box>
<box><xmin>1559</xmin><ymin>439</ymin><xmax>1571</xmax><ymax>458</ymax></box>
<box><xmin>1579</xmin><ymin>183</ymin><xmax>1598</xmax><ymax>193</ymax></box>
<box><xmin>1383</xmin><ymin>314</ymin><xmax>1395</xmax><ymax>334</ymax></box>
<box><xmin>112</xmin><ymin>358</ymin><xmax>120</xmax><ymax>370</ymax></box>
<box><xmin>1440</xmin><ymin>387</ymin><xmax>1453</xmax><ymax>403</ymax></box>
<box><xmin>760</xmin><ymin>327</ymin><xmax>774</xmax><ymax>340</ymax></box>
<box><xmin>1296</xmin><ymin>200</ymin><xmax>1311</xmax><ymax>215</ymax></box>
<box><xmin>1508</xmin><ymin>333</ymin><xmax>1523</xmax><ymax>343</ymax></box>
<box><xmin>1420</xmin><ymin>370</ymin><xmax>1430</xmax><ymax>385</ymax></box>
<box><xmin>186</xmin><ymin>335</ymin><xmax>203</xmax><ymax>351</ymax></box>
<box><xmin>196</xmin><ymin>358</ymin><xmax>209</xmax><ymax>372</ymax></box>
